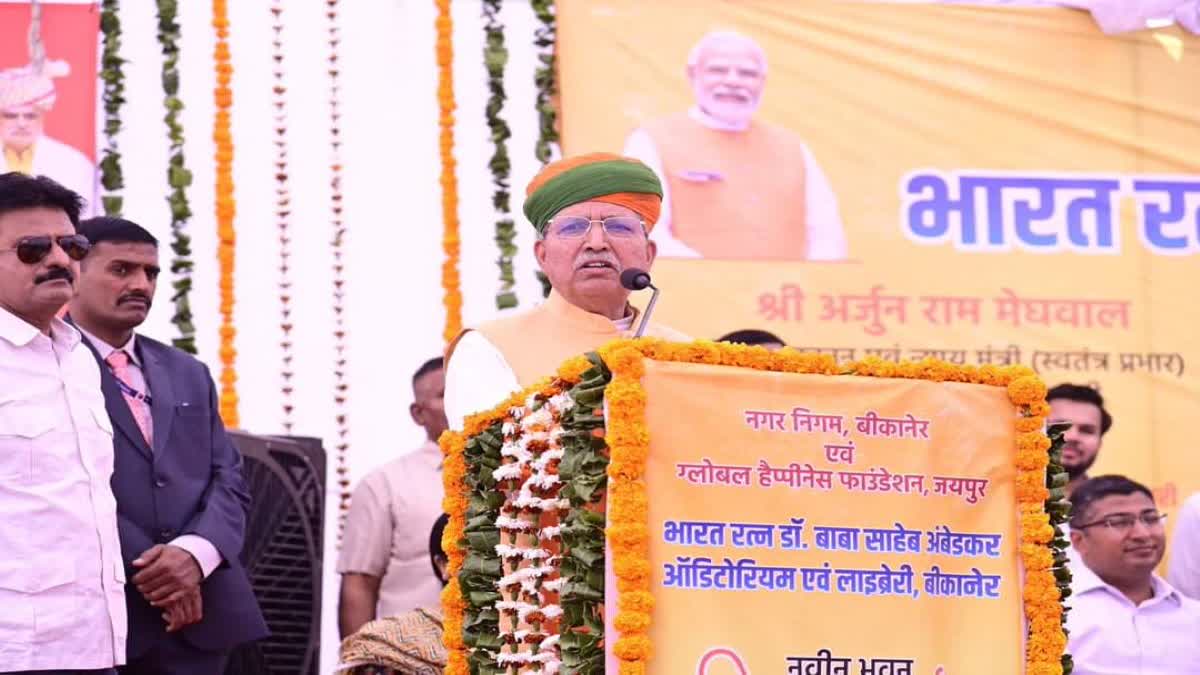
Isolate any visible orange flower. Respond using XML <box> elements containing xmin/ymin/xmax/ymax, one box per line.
<box><xmin>1015</xmin><ymin>416</ymin><xmax>1045</xmax><ymax>433</ymax></box>
<box><xmin>613</xmin><ymin>635</ymin><xmax>653</xmax><ymax>661</ymax></box>
<box><xmin>619</xmin><ymin>661</ymin><xmax>648</xmax><ymax>675</ymax></box>
<box><xmin>1008</xmin><ymin>376</ymin><xmax>1048</xmax><ymax>407</ymax></box>
<box><xmin>614</xmin><ymin>611</ymin><xmax>651</xmax><ymax>633</ymax></box>
<box><xmin>620</xmin><ymin>590</ymin><xmax>656</xmax><ymax>614</ymax></box>
<box><xmin>212</xmin><ymin>0</ymin><xmax>238</xmax><ymax>429</ymax></box>
<box><xmin>557</xmin><ymin>355</ymin><xmax>593</xmax><ymax>382</ymax></box>
<box><xmin>435</xmin><ymin>0</ymin><xmax>462</xmax><ymax>345</ymax></box>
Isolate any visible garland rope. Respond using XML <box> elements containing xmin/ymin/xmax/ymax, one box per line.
<box><xmin>326</xmin><ymin>0</ymin><xmax>352</xmax><ymax>544</ymax></box>
<box><xmin>155</xmin><ymin>0</ymin><xmax>196</xmax><ymax>355</ymax></box>
<box><xmin>212</xmin><ymin>0</ymin><xmax>239</xmax><ymax>427</ymax></box>
<box><xmin>531</xmin><ymin>0</ymin><xmax>559</xmax><ymax>298</ymax></box>
<box><xmin>483</xmin><ymin>0</ymin><xmax>517</xmax><ymax>310</ymax></box>
<box><xmin>99</xmin><ymin>0</ymin><xmax>125</xmax><ymax>216</ymax></box>
<box><xmin>436</xmin><ymin>0</ymin><xmax>463</xmax><ymax>343</ymax></box>
<box><xmin>271</xmin><ymin>1</ymin><xmax>295</xmax><ymax>434</ymax></box>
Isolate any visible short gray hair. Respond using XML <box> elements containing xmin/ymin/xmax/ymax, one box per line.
<box><xmin>686</xmin><ymin>30</ymin><xmax>768</xmax><ymax>74</ymax></box>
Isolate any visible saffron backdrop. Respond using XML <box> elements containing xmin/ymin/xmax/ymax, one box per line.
<box><xmin>557</xmin><ymin>0</ymin><xmax>1200</xmax><ymax>528</ymax></box>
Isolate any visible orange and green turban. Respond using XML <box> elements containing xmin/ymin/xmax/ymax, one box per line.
<box><xmin>523</xmin><ymin>152</ymin><xmax>663</xmax><ymax>235</ymax></box>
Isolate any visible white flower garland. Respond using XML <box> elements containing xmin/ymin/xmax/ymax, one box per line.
<box><xmin>490</xmin><ymin>390</ymin><xmax>575</xmax><ymax>672</ymax></box>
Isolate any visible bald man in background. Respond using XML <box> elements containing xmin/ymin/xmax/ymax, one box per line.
<box><xmin>623</xmin><ymin>30</ymin><xmax>846</xmax><ymax>262</ymax></box>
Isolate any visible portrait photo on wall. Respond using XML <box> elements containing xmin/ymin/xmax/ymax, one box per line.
<box><xmin>0</xmin><ymin>0</ymin><xmax>100</xmax><ymax>217</ymax></box>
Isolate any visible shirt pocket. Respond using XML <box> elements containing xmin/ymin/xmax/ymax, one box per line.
<box><xmin>0</xmin><ymin>558</ymin><xmax>77</xmax><ymax>644</ymax></box>
<box><xmin>0</xmin><ymin>401</ymin><xmax>56</xmax><ymax>482</ymax></box>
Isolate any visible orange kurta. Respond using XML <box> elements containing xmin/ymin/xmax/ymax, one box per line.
<box><xmin>641</xmin><ymin>112</ymin><xmax>809</xmax><ymax>260</ymax></box>
<box><xmin>468</xmin><ymin>291</ymin><xmax>687</xmax><ymax>387</ymax></box>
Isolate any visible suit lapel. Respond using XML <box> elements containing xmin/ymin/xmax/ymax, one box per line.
<box><xmin>70</xmin><ymin>321</ymin><xmax>155</xmax><ymax>460</ymax></box>
<box><xmin>139</xmin><ymin>341</ymin><xmax>175</xmax><ymax>456</ymax></box>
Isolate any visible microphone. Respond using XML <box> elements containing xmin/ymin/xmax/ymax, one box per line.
<box><xmin>619</xmin><ymin>268</ymin><xmax>652</xmax><ymax>291</ymax></box>
<box><xmin>620</xmin><ymin>268</ymin><xmax>659</xmax><ymax>338</ymax></box>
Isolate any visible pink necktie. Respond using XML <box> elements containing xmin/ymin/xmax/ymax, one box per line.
<box><xmin>106</xmin><ymin>350</ymin><xmax>152</xmax><ymax>445</ymax></box>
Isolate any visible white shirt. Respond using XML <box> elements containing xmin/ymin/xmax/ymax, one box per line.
<box><xmin>1065</xmin><ymin>558</ymin><xmax>1200</xmax><ymax>674</ymax></box>
<box><xmin>337</xmin><ymin>441</ymin><xmax>445</xmax><ymax>616</ymax></box>
<box><xmin>76</xmin><ymin>327</ymin><xmax>223</xmax><ymax>580</ymax></box>
<box><xmin>1168</xmin><ymin>492</ymin><xmax>1200</xmax><ymax>600</ymax></box>
<box><xmin>0</xmin><ymin>306</ymin><xmax>126</xmax><ymax>670</ymax></box>
<box><xmin>622</xmin><ymin>106</ymin><xmax>848</xmax><ymax>261</ymax></box>
<box><xmin>2</xmin><ymin>136</ymin><xmax>100</xmax><ymax>219</ymax></box>
<box><xmin>445</xmin><ymin>312</ymin><xmax>634</xmax><ymax>431</ymax></box>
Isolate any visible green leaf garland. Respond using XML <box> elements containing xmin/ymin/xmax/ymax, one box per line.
<box><xmin>99</xmin><ymin>0</ymin><xmax>125</xmax><ymax>216</ymax></box>
<box><xmin>531</xmin><ymin>0</ymin><xmax>559</xmax><ymax>299</ymax></box>
<box><xmin>155</xmin><ymin>0</ymin><xmax>196</xmax><ymax>354</ymax></box>
<box><xmin>1044</xmin><ymin>422</ymin><xmax>1074</xmax><ymax>675</ymax></box>
<box><xmin>483</xmin><ymin>0</ymin><xmax>517</xmax><ymax>310</ymax></box>
<box><xmin>558</xmin><ymin>354</ymin><xmax>613</xmax><ymax>674</ymax></box>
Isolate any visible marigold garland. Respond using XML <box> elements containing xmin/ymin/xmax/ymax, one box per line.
<box><xmin>212</xmin><ymin>0</ymin><xmax>238</xmax><ymax>428</ymax></box>
<box><xmin>443</xmin><ymin>340</ymin><xmax>1069</xmax><ymax>674</ymax></box>
<box><xmin>99</xmin><ymin>0</ymin><xmax>125</xmax><ymax>216</ymax></box>
<box><xmin>435</xmin><ymin>0</ymin><xmax>463</xmax><ymax>344</ymax></box>
<box><xmin>155</xmin><ymin>0</ymin><xmax>197</xmax><ymax>354</ymax></box>
<box><xmin>325</xmin><ymin>0</ymin><xmax>352</xmax><ymax>545</ymax></box>
<box><xmin>270</xmin><ymin>0</ymin><xmax>295</xmax><ymax>434</ymax></box>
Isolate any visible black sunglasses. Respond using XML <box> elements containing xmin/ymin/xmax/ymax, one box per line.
<box><xmin>0</xmin><ymin>234</ymin><xmax>91</xmax><ymax>265</ymax></box>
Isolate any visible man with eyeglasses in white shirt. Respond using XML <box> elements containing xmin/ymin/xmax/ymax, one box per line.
<box><xmin>1065</xmin><ymin>474</ymin><xmax>1200</xmax><ymax>674</ymax></box>
<box><xmin>0</xmin><ymin>172</ymin><xmax>126</xmax><ymax>673</ymax></box>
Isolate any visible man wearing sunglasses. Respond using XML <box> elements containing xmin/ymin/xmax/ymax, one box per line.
<box><xmin>444</xmin><ymin>152</ymin><xmax>688</xmax><ymax>430</ymax></box>
<box><xmin>0</xmin><ymin>172</ymin><xmax>127</xmax><ymax>673</ymax></box>
<box><xmin>66</xmin><ymin>217</ymin><xmax>267</xmax><ymax>675</ymax></box>
<box><xmin>1065</xmin><ymin>474</ymin><xmax>1200</xmax><ymax>673</ymax></box>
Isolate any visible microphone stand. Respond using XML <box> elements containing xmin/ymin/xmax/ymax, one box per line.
<box><xmin>634</xmin><ymin>282</ymin><xmax>659</xmax><ymax>338</ymax></box>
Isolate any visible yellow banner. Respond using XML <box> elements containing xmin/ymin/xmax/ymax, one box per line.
<box><xmin>558</xmin><ymin>0</ymin><xmax>1200</xmax><ymax>525</ymax></box>
<box><xmin>637</xmin><ymin>359</ymin><xmax>1020</xmax><ymax>674</ymax></box>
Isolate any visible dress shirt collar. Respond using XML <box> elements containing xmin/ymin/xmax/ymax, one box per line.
<box><xmin>420</xmin><ymin>438</ymin><xmax>444</xmax><ymax>470</ymax></box>
<box><xmin>0</xmin><ymin>304</ymin><xmax>80</xmax><ymax>350</ymax></box>
<box><xmin>689</xmin><ymin>105</ymin><xmax>751</xmax><ymax>132</ymax></box>
<box><xmin>1072</xmin><ymin>557</ymin><xmax>1182</xmax><ymax>608</ymax></box>
<box><xmin>75</xmin><ymin>324</ymin><xmax>140</xmax><ymax>366</ymax></box>
<box><xmin>544</xmin><ymin>290</ymin><xmax>638</xmax><ymax>335</ymax></box>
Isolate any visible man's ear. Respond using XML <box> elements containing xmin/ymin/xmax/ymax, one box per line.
<box><xmin>410</xmin><ymin>402</ymin><xmax>423</xmax><ymax>427</ymax></box>
<box><xmin>1069</xmin><ymin>527</ymin><xmax>1085</xmax><ymax>552</ymax></box>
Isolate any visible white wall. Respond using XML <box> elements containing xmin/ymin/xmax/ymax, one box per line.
<box><xmin>109</xmin><ymin>1</ymin><xmax>547</xmax><ymax>671</ymax></box>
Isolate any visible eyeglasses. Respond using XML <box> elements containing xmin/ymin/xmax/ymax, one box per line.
<box><xmin>1073</xmin><ymin>511</ymin><xmax>1167</xmax><ymax>533</ymax></box>
<box><xmin>546</xmin><ymin>216</ymin><xmax>645</xmax><ymax>239</ymax></box>
<box><xmin>0</xmin><ymin>234</ymin><xmax>91</xmax><ymax>265</ymax></box>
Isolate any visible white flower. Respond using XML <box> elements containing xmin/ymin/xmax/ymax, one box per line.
<box><xmin>501</xmin><ymin>421</ymin><xmax>517</xmax><ymax>437</ymax></box>
<box><xmin>532</xmin><ymin>448</ymin><xmax>565</xmax><ymax>472</ymax></box>
<box><xmin>497</xmin><ymin>652</ymin><xmax>535</xmax><ymax>665</ymax></box>
<box><xmin>540</xmin><ymin>604</ymin><xmax>564</xmax><ymax>620</ymax></box>
<box><xmin>522</xmin><ymin>406</ymin><xmax>554</xmax><ymax>428</ymax></box>
<box><xmin>496</xmin><ymin>515</ymin><xmax>535</xmax><ymax>531</ymax></box>
<box><xmin>501</xmin><ymin>441</ymin><xmax>532</xmax><ymax>462</ymax></box>
<box><xmin>542</xmin><ymin>578</ymin><xmax>566</xmax><ymax>592</ymax></box>
<box><xmin>495</xmin><ymin>600</ymin><xmax>533</xmax><ymax>612</ymax></box>
<box><xmin>548</xmin><ymin>391</ymin><xmax>575</xmax><ymax>412</ymax></box>
<box><xmin>499</xmin><ymin>565</ymin><xmax>553</xmax><ymax>587</ymax></box>
<box><xmin>539</xmin><ymin>634</ymin><xmax>561</xmax><ymax>651</ymax></box>
<box><xmin>528</xmin><ymin>473</ymin><xmax>561</xmax><ymax>490</ymax></box>
<box><xmin>539</xmin><ymin>525</ymin><xmax>563</xmax><ymax>540</ymax></box>
<box><xmin>492</xmin><ymin>463</ymin><xmax>524</xmax><ymax>481</ymax></box>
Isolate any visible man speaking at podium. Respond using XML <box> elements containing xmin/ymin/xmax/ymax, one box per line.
<box><xmin>445</xmin><ymin>152</ymin><xmax>687</xmax><ymax>429</ymax></box>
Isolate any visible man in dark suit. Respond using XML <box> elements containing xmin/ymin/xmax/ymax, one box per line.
<box><xmin>68</xmin><ymin>216</ymin><xmax>267</xmax><ymax>674</ymax></box>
